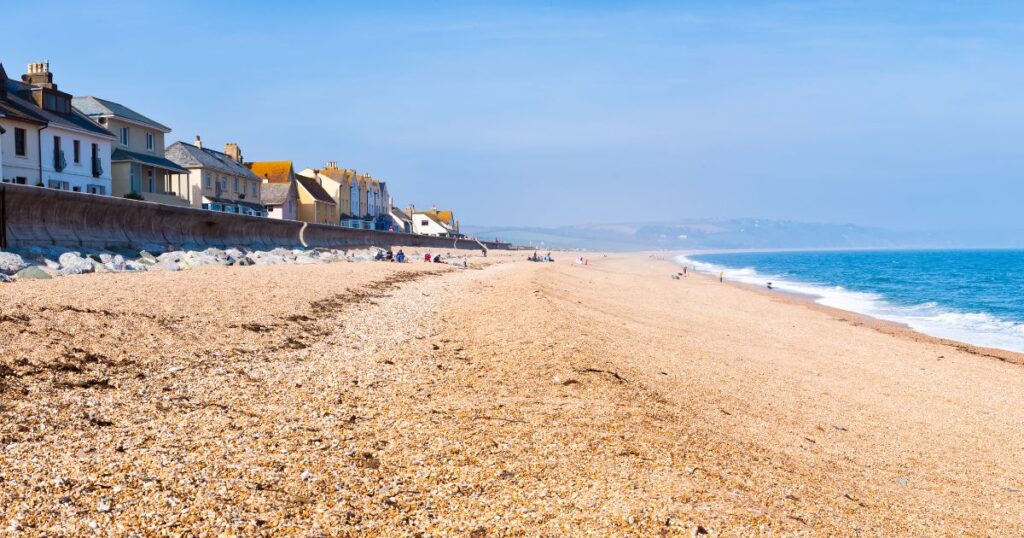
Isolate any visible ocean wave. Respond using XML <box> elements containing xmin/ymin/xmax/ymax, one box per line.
<box><xmin>676</xmin><ymin>254</ymin><xmax>1024</xmax><ymax>353</ymax></box>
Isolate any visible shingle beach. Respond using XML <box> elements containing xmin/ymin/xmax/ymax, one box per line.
<box><xmin>2</xmin><ymin>252</ymin><xmax>1022</xmax><ymax>535</ymax></box>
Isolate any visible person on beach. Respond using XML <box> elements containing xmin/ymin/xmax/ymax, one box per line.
<box><xmin>396</xmin><ymin>250</ymin><xmax>406</xmax><ymax>263</ymax></box>
<box><xmin>386</xmin><ymin>250</ymin><xmax>394</xmax><ymax>262</ymax></box>
<box><xmin>719</xmin><ymin>271</ymin><xmax>724</xmax><ymax>282</ymax></box>
<box><xmin>433</xmin><ymin>253</ymin><xmax>443</xmax><ymax>263</ymax></box>
<box><xmin>424</xmin><ymin>252</ymin><xmax>432</xmax><ymax>262</ymax></box>
<box><xmin>767</xmin><ymin>282</ymin><xmax>773</xmax><ymax>290</ymax></box>
<box><xmin>683</xmin><ymin>266</ymin><xmax>688</xmax><ymax>276</ymax></box>
<box><xmin>374</xmin><ymin>250</ymin><xmax>384</xmax><ymax>261</ymax></box>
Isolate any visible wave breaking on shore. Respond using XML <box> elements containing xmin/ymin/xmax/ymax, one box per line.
<box><xmin>677</xmin><ymin>254</ymin><xmax>1024</xmax><ymax>353</ymax></box>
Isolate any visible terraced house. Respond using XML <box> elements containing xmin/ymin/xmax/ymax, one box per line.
<box><xmin>165</xmin><ymin>137</ymin><xmax>266</xmax><ymax>216</ymax></box>
<box><xmin>73</xmin><ymin>96</ymin><xmax>189</xmax><ymax>206</ymax></box>
<box><xmin>0</xmin><ymin>62</ymin><xmax>114</xmax><ymax>193</ymax></box>
<box><xmin>253</xmin><ymin>161</ymin><xmax>336</xmax><ymax>225</ymax></box>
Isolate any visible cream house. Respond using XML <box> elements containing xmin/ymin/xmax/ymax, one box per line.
<box><xmin>73</xmin><ymin>96</ymin><xmax>189</xmax><ymax>206</ymax></box>
<box><xmin>165</xmin><ymin>137</ymin><xmax>266</xmax><ymax>216</ymax></box>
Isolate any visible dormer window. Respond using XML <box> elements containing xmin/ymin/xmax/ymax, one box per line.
<box><xmin>146</xmin><ymin>132</ymin><xmax>154</xmax><ymax>151</ymax></box>
<box><xmin>119</xmin><ymin>127</ymin><xmax>129</xmax><ymax>146</ymax></box>
<box><xmin>40</xmin><ymin>91</ymin><xmax>69</xmax><ymax>114</ymax></box>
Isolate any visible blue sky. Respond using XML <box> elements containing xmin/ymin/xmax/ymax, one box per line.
<box><xmin>6</xmin><ymin>1</ymin><xmax>1024</xmax><ymax>230</ymax></box>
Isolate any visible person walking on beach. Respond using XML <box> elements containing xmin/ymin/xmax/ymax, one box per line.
<box><xmin>719</xmin><ymin>271</ymin><xmax>724</xmax><ymax>283</ymax></box>
<box><xmin>683</xmin><ymin>266</ymin><xmax>688</xmax><ymax>276</ymax></box>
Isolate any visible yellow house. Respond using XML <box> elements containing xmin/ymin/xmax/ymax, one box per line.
<box><xmin>298</xmin><ymin>162</ymin><xmax>355</xmax><ymax>225</ymax></box>
<box><xmin>294</xmin><ymin>170</ymin><xmax>337</xmax><ymax>225</ymax></box>
<box><xmin>249</xmin><ymin>161</ymin><xmax>336</xmax><ymax>225</ymax></box>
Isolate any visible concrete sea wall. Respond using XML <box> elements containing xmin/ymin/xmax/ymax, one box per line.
<box><xmin>0</xmin><ymin>184</ymin><xmax>506</xmax><ymax>251</ymax></box>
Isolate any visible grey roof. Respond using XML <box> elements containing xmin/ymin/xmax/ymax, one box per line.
<box><xmin>73</xmin><ymin>96</ymin><xmax>171</xmax><ymax>132</ymax></box>
<box><xmin>260</xmin><ymin>181</ymin><xmax>296</xmax><ymax>206</ymax></box>
<box><xmin>390</xmin><ymin>206</ymin><xmax>411</xmax><ymax>222</ymax></box>
<box><xmin>4</xmin><ymin>79</ymin><xmax>114</xmax><ymax>138</ymax></box>
<box><xmin>165</xmin><ymin>141</ymin><xmax>260</xmax><ymax>179</ymax></box>
<box><xmin>111</xmin><ymin>148</ymin><xmax>188</xmax><ymax>174</ymax></box>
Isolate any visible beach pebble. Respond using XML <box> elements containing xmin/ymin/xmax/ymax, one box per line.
<box><xmin>58</xmin><ymin>252</ymin><xmax>94</xmax><ymax>275</ymax></box>
<box><xmin>15</xmin><ymin>266</ymin><xmax>53</xmax><ymax>280</ymax></box>
<box><xmin>0</xmin><ymin>252</ymin><xmax>28</xmax><ymax>275</ymax></box>
<box><xmin>137</xmin><ymin>250</ymin><xmax>159</xmax><ymax>265</ymax></box>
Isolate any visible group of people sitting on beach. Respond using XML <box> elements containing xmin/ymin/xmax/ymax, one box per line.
<box><xmin>374</xmin><ymin>249</ymin><xmax>405</xmax><ymax>262</ymax></box>
<box><xmin>372</xmin><ymin>249</ymin><xmax>469</xmax><ymax>268</ymax></box>
<box><xmin>528</xmin><ymin>251</ymin><xmax>555</xmax><ymax>262</ymax></box>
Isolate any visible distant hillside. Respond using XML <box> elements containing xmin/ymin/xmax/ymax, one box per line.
<box><xmin>463</xmin><ymin>219</ymin><xmax>1019</xmax><ymax>251</ymax></box>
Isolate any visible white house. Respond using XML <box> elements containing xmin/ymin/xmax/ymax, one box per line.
<box><xmin>408</xmin><ymin>205</ymin><xmax>460</xmax><ymax>237</ymax></box>
<box><xmin>0</xmin><ymin>62</ymin><xmax>114</xmax><ymax>193</ymax></box>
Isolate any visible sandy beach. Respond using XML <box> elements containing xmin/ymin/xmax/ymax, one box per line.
<box><xmin>2</xmin><ymin>251</ymin><xmax>1023</xmax><ymax>535</ymax></box>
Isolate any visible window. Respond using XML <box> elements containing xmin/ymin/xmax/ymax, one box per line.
<box><xmin>53</xmin><ymin>136</ymin><xmax>64</xmax><ymax>171</ymax></box>
<box><xmin>72</xmin><ymin>186</ymin><xmax>81</xmax><ymax>192</ymax></box>
<box><xmin>250</xmin><ymin>181</ymin><xmax>257</xmax><ymax>196</ymax></box>
<box><xmin>119</xmin><ymin>127</ymin><xmax>129</xmax><ymax>146</ymax></box>
<box><xmin>421</xmin><ymin>220</ymin><xmax>429</xmax><ymax>226</ymax></box>
<box><xmin>73</xmin><ymin>140</ymin><xmax>80</xmax><ymax>164</ymax></box>
<box><xmin>91</xmin><ymin>144</ymin><xmax>102</xmax><ymax>178</ymax></box>
<box><xmin>86</xmin><ymin>185</ymin><xmax>105</xmax><ymax>195</ymax></box>
<box><xmin>204</xmin><ymin>172</ymin><xmax>211</xmax><ymax>188</ymax></box>
<box><xmin>14</xmin><ymin>128</ymin><xmax>26</xmax><ymax>156</ymax></box>
<box><xmin>147</xmin><ymin>168</ymin><xmax>155</xmax><ymax>192</ymax></box>
<box><xmin>43</xmin><ymin>93</ymin><xmax>56</xmax><ymax>110</ymax></box>
<box><xmin>130</xmin><ymin>164</ymin><xmax>139</xmax><ymax>193</ymax></box>
<box><xmin>47</xmin><ymin>180</ymin><xmax>70</xmax><ymax>190</ymax></box>
<box><xmin>146</xmin><ymin>132</ymin><xmax>154</xmax><ymax>151</ymax></box>
<box><xmin>14</xmin><ymin>177</ymin><xmax>27</xmax><ymax>185</ymax></box>
<box><xmin>234</xmin><ymin>178</ymin><xmax>239</xmax><ymax>193</ymax></box>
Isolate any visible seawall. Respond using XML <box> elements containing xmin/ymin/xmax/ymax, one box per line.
<box><xmin>0</xmin><ymin>183</ymin><xmax>507</xmax><ymax>252</ymax></box>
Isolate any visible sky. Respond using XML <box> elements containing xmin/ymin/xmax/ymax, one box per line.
<box><xmin>5</xmin><ymin>1</ymin><xmax>1024</xmax><ymax>231</ymax></box>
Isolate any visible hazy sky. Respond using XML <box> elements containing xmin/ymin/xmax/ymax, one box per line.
<box><xmin>6</xmin><ymin>1</ymin><xmax>1024</xmax><ymax>229</ymax></box>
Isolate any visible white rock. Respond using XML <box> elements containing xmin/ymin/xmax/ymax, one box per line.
<box><xmin>0</xmin><ymin>252</ymin><xmax>27</xmax><ymax>275</ymax></box>
<box><xmin>58</xmin><ymin>252</ymin><xmax>94</xmax><ymax>276</ymax></box>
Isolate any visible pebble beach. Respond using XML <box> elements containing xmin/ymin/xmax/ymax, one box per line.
<box><xmin>1</xmin><ymin>251</ymin><xmax>1023</xmax><ymax>535</ymax></box>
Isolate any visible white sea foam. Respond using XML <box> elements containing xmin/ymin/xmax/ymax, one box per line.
<box><xmin>676</xmin><ymin>254</ymin><xmax>1024</xmax><ymax>353</ymax></box>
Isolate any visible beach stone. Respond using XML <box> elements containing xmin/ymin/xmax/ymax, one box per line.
<box><xmin>185</xmin><ymin>251</ymin><xmax>218</xmax><ymax>267</ymax></box>
<box><xmin>237</xmin><ymin>256</ymin><xmax>255</xmax><ymax>267</ymax></box>
<box><xmin>224</xmin><ymin>248</ymin><xmax>244</xmax><ymax>259</ymax></box>
<box><xmin>154</xmin><ymin>259</ymin><xmax>182</xmax><ymax>272</ymax></box>
<box><xmin>91</xmin><ymin>260</ymin><xmax>112</xmax><ymax>274</ymax></box>
<box><xmin>123</xmin><ymin>260</ymin><xmax>147</xmax><ymax>272</ymax></box>
<box><xmin>0</xmin><ymin>274</ymin><xmax>11</xmax><ymax>283</ymax></box>
<box><xmin>58</xmin><ymin>253</ymin><xmax>94</xmax><ymax>275</ymax></box>
<box><xmin>203</xmin><ymin>248</ymin><xmax>227</xmax><ymax>260</ymax></box>
<box><xmin>0</xmin><ymin>252</ymin><xmax>28</xmax><ymax>275</ymax></box>
<box><xmin>137</xmin><ymin>251</ymin><xmax>158</xmax><ymax>265</ymax></box>
<box><xmin>157</xmin><ymin>251</ymin><xmax>184</xmax><ymax>263</ymax></box>
<box><xmin>15</xmin><ymin>266</ymin><xmax>53</xmax><ymax>280</ymax></box>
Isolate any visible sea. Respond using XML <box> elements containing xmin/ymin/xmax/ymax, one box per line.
<box><xmin>678</xmin><ymin>249</ymin><xmax>1024</xmax><ymax>353</ymax></box>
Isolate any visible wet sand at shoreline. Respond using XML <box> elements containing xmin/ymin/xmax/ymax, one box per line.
<box><xmin>1</xmin><ymin>251</ymin><xmax>1023</xmax><ymax>535</ymax></box>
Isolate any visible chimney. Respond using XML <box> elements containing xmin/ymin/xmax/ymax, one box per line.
<box><xmin>22</xmin><ymin>61</ymin><xmax>56</xmax><ymax>89</ymax></box>
<box><xmin>262</xmin><ymin>174</ymin><xmax>269</xmax><ymax>184</ymax></box>
<box><xmin>224</xmin><ymin>143</ymin><xmax>242</xmax><ymax>163</ymax></box>
<box><xmin>194</xmin><ymin>135</ymin><xmax>202</xmax><ymax>149</ymax></box>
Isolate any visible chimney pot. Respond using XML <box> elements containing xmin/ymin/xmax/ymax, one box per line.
<box><xmin>194</xmin><ymin>135</ymin><xmax>202</xmax><ymax>149</ymax></box>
